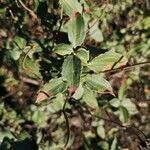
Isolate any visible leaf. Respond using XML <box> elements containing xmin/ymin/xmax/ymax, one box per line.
<box><xmin>89</xmin><ymin>21</ymin><xmax>103</xmax><ymax>42</ymax></box>
<box><xmin>76</xmin><ymin>48</ymin><xmax>89</xmax><ymax>64</ymax></box>
<box><xmin>60</xmin><ymin>0</ymin><xmax>82</xmax><ymax>16</ymax></box>
<box><xmin>72</xmin><ymin>84</ymin><xmax>84</xmax><ymax>100</ymax></box>
<box><xmin>9</xmin><ymin>48</ymin><xmax>21</xmax><ymax>60</ymax></box>
<box><xmin>48</xmin><ymin>93</ymin><xmax>64</xmax><ymax>113</ymax></box>
<box><xmin>0</xmin><ymin>131</ymin><xmax>15</xmax><ymax>141</ymax></box>
<box><xmin>68</xmin><ymin>13</ymin><xmax>86</xmax><ymax>48</ymax></box>
<box><xmin>111</xmin><ymin>137</ymin><xmax>119</xmax><ymax>150</ymax></box>
<box><xmin>32</xmin><ymin>110</ymin><xmax>47</xmax><ymax>127</ymax></box>
<box><xmin>14</xmin><ymin>36</ymin><xmax>26</xmax><ymax>49</ymax></box>
<box><xmin>97</xmin><ymin>126</ymin><xmax>105</xmax><ymax>139</ymax></box>
<box><xmin>119</xmin><ymin>106</ymin><xmax>129</xmax><ymax>123</ymax></box>
<box><xmin>122</xmin><ymin>99</ymin><xmax>138</xmax><ymax>115</ymax></box>
<box><xmin>99</xmin><ymin>141</ymin><xmax>109</xmax><ymax>150</ymax></box>
<box><xmin>20</xmin><ymin>56</ymin><xmax>41</xmax><ymax>79</ymax></box>
<box><xmin>85</xmin><ymin>74</ymin><xmax>114</xmax><ymax>94</ymax></box>
<box><xmin>82</xmin><ymin>87</ymin><xmax>98</xmax><ymax>109</ymax></box>
<box><xmin>53</xmin><ymin>44</ymin><xmax>73</xmax><ymax>56</ymax></box>
<box><xmin>109</xmin><ymin>98</ymin><xmax>120</xmax><ymax>108</ymax></box>
<box><xmin>40</xmin><ymin>77</ymin><xmax>68</xmax><ymax>96</ymax></box>
<box><xmin>88</xmin><ymin>50</ymin><xmax>127</xmax><ymax>73</ymax></box>
<box><xmin>141</xmin><ymin>17</ymin><xmax>150</xmax><ymax>29</ymax></box>
<box><xmin>62</xmin><ymin>55</ymin><xmax>81</xmax><ymax>86</ymax></box>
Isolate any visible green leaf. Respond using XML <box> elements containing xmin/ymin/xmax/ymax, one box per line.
<box><xmin>141</xmin><ymin>17</ymin><xmax>150</xmax><ymax>29</ymax></box>
<box><xmin>111</xmin><ymin>137</ymin><xmax>119</xmax><ymax>150</ymax></box>
<box><xmin>0</xmin><ymin>131</ymin><xmax>15</xmax><ymax>141</ymax></box>
<box><xmin>68</xmin><ymin>13</ymin><xmax>86</xmax><ymax>48</ymax></box>
<box><xmin>19</xmin><ymin>54</ymin><xmax>41</xmax><ymax>79</ymax></box>
<box><xmin>89</xmin><ymin>21</ymin><xmax>103</xmax><ymax>42</ymax></box>
<box><xmin>109</xmin><ymin>98</ymin><xmax>120</xmax><ymax>108</ymax></box>
<box><xmin>76</xmin><ymin>48</ymin><xmax>89</xmax><ymax>64</ymax></box>
<box><xmin>14</xmin><ymin>36</ymin><xmax>27</xmax><ymax>49</ymax></box>
<box><xmin>17</xmin><ymin>131</ymin><xmax>31</xmax><ymax>141</ymax></box>
<box><xmin>32</xmin><ymin>110</ymin><xmax>47</xmax><ymax>127</ymax></box>
<box><xmin>62</xmin><ymin>55</ymin><xmax>81</xmax><ymax>86</ymax></box>
<box><xmin>53</xmin><ymin>44</ymin><xmax>73</xmax><ymax>56</ymax></box>
<box><xmin>72</xmin><ymin>84</ymin><xmax>84</xmax><ymax>100</ymax></box>
<box><xmin>41</xmin><ymin>77</ymin><xmax>68</xmax><ymax>95</ymax></box>
<box><xmin>85</xmin><ymin>74</ymin><xmax>114</xmax><ymax>94</ymax></box>
<box><xmin>48</xmin><ymin>93</ymin><xmax>64</xmax><ymax>113</ymax></box>
<box><xmin>88</xmin><ymin>50</ymin><xmax>125</xmax><ymax>73</ymax></box>
<box><xmin>122</xmin><ymin>99</ymin><xmax>138</xmax><ymax>115</ymax></box>
<box><xmin>119</xmin><ymin>106</ymin><xmax>129</xmax><ymax>123</ymax></box>
<box><xmin>82</xmin><ymin>87</ymin><xmax>98</xmax><ymax>109</ymax></box>
<box><xmin>9</xmin><ymin>48</ymin><xmax>21</xmax><ymax>60</ymax></box>
<box><xmin>60</xmin><ymin>0</ymin><xmax>82</xmax><ymax>16</ymax></box>
<box><xmin>97</xmin><ymin>126</ymin><xmax>105</xmax><ymax>139</ymax></box>
<box><xmin>99</xmin><ymin>141</ymin><xmax>109</xmax><ymax>150</ymax></box>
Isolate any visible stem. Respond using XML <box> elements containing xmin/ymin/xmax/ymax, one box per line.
<box><xmin>17</xmin><ymin>0</ymin><xmax>37</xmax><ymax>19</ymax></box>
<box><xmin>100</xmin><ymin>61</ymin><xmax>150</xmax><ymax>74</ymax></box>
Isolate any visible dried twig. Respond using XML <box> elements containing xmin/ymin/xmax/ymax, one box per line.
<box><xmin>17</xmin><ymin>0</ymin><xmax>37</xmax><ymax>19</ymax></box>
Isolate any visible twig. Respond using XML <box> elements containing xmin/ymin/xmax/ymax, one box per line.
<box><xmin>0</xmin><ymin>90</ymin><xmax>19</xmax><ymax>101</ymax></box>
<box><xmin>69</xmin><ymin>98</ymin><xmax>147</xmax><ymax>144</ymax></box>
<box><xmin>20</xmin><ymin>76</ymin><xmax>40</xmax><ymax>85</ymax></box>
<box><xmin>17</xmin><ymin>0</ymin><xmax>37</xmax><ymax>19</ymax></box>
<box><xmin>111</xmin><ymin>56</ymin><xmax>124</xmax><ymax>70</ymax></box>
<box><xmin>99</xmin><ymin>61</ymin><xmax>150</xmax><ymax>74</ymax></box>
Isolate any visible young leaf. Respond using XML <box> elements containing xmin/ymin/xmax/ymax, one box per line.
<box><xmin>60</xmin><ymin>0</ymin><xmax>82</xmax><ymax>16</ymax></box>
<box><xmin>82</xmin><ymin>87</ymin><xmax>98</xmax><ymax>109</ymax></box>
<box><xmin>76</xmin><ymin>48</ymin><xmax>89</xmax><ymax>64</ymax></box>
<box><xmin>85</xmin><ymin>74</ymin><xmax>114</xmax><ymax>94</ymax></box>
<box><xmin>40</xmin><ymin>77</ymin><xmax>68</xmax><ymax>96</ymax></box>
<box><xmin>88</xmin><ymin>50</ymin><xmax>127</xmax><ymax>73</ymax></box>
<box><xmin>68</xmin><ymin>13</ymin><xmax>86</xmax><ymax>48</ymax></box>
<box><xmin>53</xmin><ymin>44</ymin><xmax>73</xmax><ymax>56</ymax></box>
<box><xmin>62</xmin><ymin>55</ymin><xmax>81</xmax><ymax>86</ymax></box>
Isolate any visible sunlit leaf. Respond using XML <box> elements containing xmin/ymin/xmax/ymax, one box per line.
<box><xmin>122</xmin><ymin>99</ymin><xmax>138</xmax><ymax>115</ymax></box>
<box><xmin>109</xmin><ymin>98</ymin><xmax>120</xmax><ymax>108</ymax></box>
<box><xmin>119</xmin><ymin>106</ymin><xmax>129</xmax><ymax>123</ymax></box>
<box><xmin>82</xmin><ymin>86</ymin><xmax>98</xmax><ymax>109</ymax></box>
<box><xmin>111</xmin><ymin>137</ymin><xmax>119</xmax><ymax>150</ymax></box>
<box><xmin>60</xmin><ymin>0</ymin><xmax>82</xmax><ymax>16</ymax></box>
<box><xmin>40</xmin><ymin>77</ymin><xmax>68</xmax><ymax>96</ymax></box>
<box><xmin>76</xmin><ymin>48</ymin><xmax>89</xmax><ymax>64</ymax></box>
<box><xmin>85</xmin><ymin>74</ymin><xmax>114</xmax><ymax>94</ymax></box>
<box><xmin>14</xmin><ymin>36</ymin><xmax>26</xmax><ymax>49</ymax></box>
<box><xmin>88</xmin><ymin>50</ymin><xmax>127</xmax><ymax>73</ymax></box>
<box><xmin>97</xmin><ymin>126</ymin><xmax>105</xmax><ymax>139</ymax></box>
<box><xmin>48</xmin><ymin>93</ymin><xmax>64</xmax><ymax>113</ymax></box>
<box><xmin>53</xmin><ymin>44</ymin><xmax>73</xmax><ymax>56</ymax></box>
<box><xmin>68</xmin><ymin>13</ymin><xmax>86</xmax><ymax>48</ymax></box>
<box><xmin>89</xmin><ymin>21</ymin><xmax>103</xmax><ymax>42</ymax></box>
<box><xmin>62</xmin><ymin>55</ymin><xmax>81</xmax><ymax>86</ymax></box>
